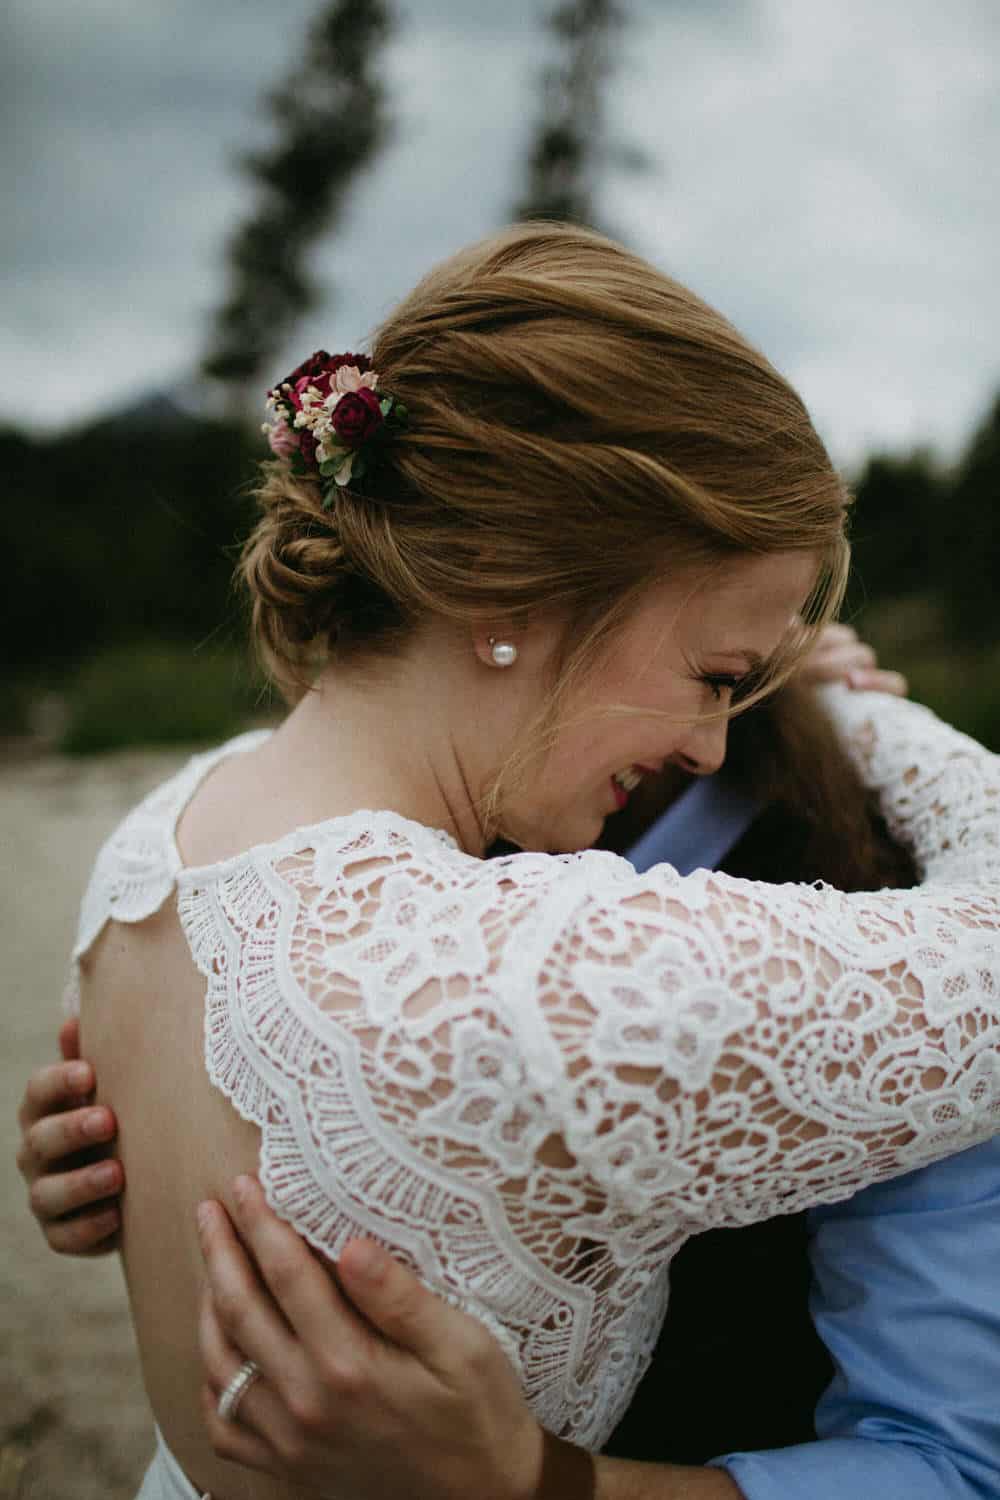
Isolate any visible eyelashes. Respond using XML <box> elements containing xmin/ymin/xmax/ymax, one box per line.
<box><xmin>701</xmin><ymin>673</ymin><xmax>745</xmax><ymax>702</ymax></box>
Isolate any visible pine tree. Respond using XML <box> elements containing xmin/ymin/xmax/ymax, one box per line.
<box><xmin>201</xmin><ymin>0</ymin><xmax>394</xmax><ymax>402</ymax></box>
<box><xmin>513</xmin><ymin>0</ymin><xmax>629</xmax><ymax>229</ymax></box>
<box><xmin>849</xmin><ymin>448</ymin><xmax>948</xmax><ymax>609</ymax></box>
<box><xmin>942</xmin><ymin>391</ymin><xmax>1000</xmax><ymax>646</ymax></box>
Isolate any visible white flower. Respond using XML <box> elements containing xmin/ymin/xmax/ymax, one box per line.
<box><xmin>334</xmin><ymin>365</ymin><xmax>379</xmax><ymax>396</ymax></box>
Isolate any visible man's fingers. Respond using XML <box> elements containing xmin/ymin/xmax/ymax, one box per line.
<box><xmin>199</xmin><ymin>1262</ymin><xmax>318</xmax><ymax>1469</ymax></box>
<box><xmin>826</xmin><ymin>623</ymin><xmax>858</xmax><ymax>640</ymax></box>
<box><xmin>30</xmin><ymin>1159</ymin><xmax>123</xmax><ymax>1222</ymax></box>
<box><xmin>810</xmin><ymin>643</ymin><xmax>878</xmax><ymax>675</ymax></box>
<box><xmin>810</xmin><ymin>623</ymin><xmax>858</xmax><ymax>651</ymax></box>
<box><xmin>200</xmin><ymin>1278</ymin><xmax>246</xmax><ymax>1388</ymax></box>
<box><xmin>228</xmin><ymin>1178</ymin><xmax>376</xmax><ymax>1365</ymax></box>
<box><xmin>18</xmin><ymin>1062</ymin><xmax>95</xmax><ymax>1131</ymax></box>
<box><xmin>848</xmin><ymin>668</ymin><xmax>908</xmax><ymax>697</ymax></box>
<box><xmin>225</xmin><ymin>1178</ymin><xmax>500</xmax><ymax>1386</ymax></box>
<box><xmin>58</xmin><ymin>1018</ymin><xmax>82</xmax><ymax>1063</ymax></box>
<box><xmin>200</xmin><ymin>1382</ymin><xmax>277</xmax><ymax>1475</ymax></box>
<box><xmin>199</xmin><ymin>1285</ymin><xmax>290</xmax><ymax>1443</ymax></box>
<box><xmin>21</xmin><ymin>1105</ymin><xmax>115</xmax><ymax>1170</ymax></box>
<box><xmin>43</xmin><ymin>1206</ymin><xmax>120</xmax><ymax>1256</ymax></box>
<box><xmin>338</xmin><ymin>1237</ymin><xmax>483</xmax><ymax>1373</ymax></box>
<box><xmin>197</xmin><ymin>1199</ymin><xmax>301</xmax><ymax>1375</ymax></box>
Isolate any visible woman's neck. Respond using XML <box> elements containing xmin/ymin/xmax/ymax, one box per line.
<box><xmin>266</xmin><ymin>651</ymin><xmax>493</xmax><ymax>856</ymax></box>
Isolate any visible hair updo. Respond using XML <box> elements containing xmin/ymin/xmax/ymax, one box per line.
<box><xmin>241</xmin><ymin>222</ymin><xmax>850</xmax><ymax>703</ymax></box>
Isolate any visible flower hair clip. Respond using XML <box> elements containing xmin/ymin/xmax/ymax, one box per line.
<box><xmin>262</xmin><ymin>349</ymin><xmax>408</xmax><ymax>509</ymax></box>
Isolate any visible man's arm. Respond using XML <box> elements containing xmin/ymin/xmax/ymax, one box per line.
<box><xmin>197</xmin><ymin>1178</ymin><xmax>743</xmax><ymax>1500</ymax></box>
<box><xmin>710</xmin><ymin>1141</ymin><xmax>1000</xmax><ymax>1500</ymax></box>
<box><xmin>595</xmin><ymin>1460</ymin><xmax>740</xmax><ymax>1499</ymax></box>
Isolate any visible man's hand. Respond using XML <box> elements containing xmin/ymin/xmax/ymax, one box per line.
<box><xmin>15</xmin><ymin>1018</ymin><xmax>123</xmax><ymax>1255</ymax></box>
<box><xmin>197</xmin><ymin>1175</ymin><xmax>547</xmax><ymax>1500</ymax></box>
<box><xmin>196</xmin><ymin>1180</ymin><xmax>743</xmax><ymax>1500</ymax></box>
<box><xmin>798</xmin><ymin>622</ymin><xmax>907</xmax><ymax>696</ymax></box>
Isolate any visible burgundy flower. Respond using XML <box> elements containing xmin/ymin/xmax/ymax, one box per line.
<box><xmin>274</xmin><ymin>350</ymin><xmax>374</xmax><ymax>408</ymax></box>
<box><xmin>327</xmin><ymin>351</ymin><xmax>373</xmax><ymax>376</ymax></box>
<box><xmin>330</xmin><ymin>387</ymin><xmax>383</xmax><ymax>449</ymax></box>
<box><xmin>296</xmin><ymin>427</ymin><xmax>319</xmax><ymax>466</ymax></box>
<box><xmin>270</xmin><ymin>351</ymin><xmax>325</xmax><ymax>410</ymax></box>
<box><xmin>286</xmin><ymin>349</ymin><xmax>335</xmax><ymax>385</ymax></box>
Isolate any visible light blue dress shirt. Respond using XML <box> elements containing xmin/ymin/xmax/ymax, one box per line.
<box><xmin>626</xmin><ymin>777</ymin><xmax>1000</xmax><ymax>1499</ymax></box>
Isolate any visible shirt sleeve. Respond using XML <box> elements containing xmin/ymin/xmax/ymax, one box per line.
<box><xmin>710</xmin><ymin>1137</ymin><xmax>1000</xmax><ymax>1499</ymax></box>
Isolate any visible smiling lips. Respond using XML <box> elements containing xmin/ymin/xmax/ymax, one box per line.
<box><xmin>610</xmin><ymin>764</ymin><xmax>648</xmax><ymax>809</ymax></box>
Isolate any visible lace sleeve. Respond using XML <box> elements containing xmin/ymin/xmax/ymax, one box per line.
<box><xmin>818</xmin><ymin>682</ymin><xmax>999</xmax><ymax>883</ymax></box>
<box><xmin>177</xmin><ymin>694</ymin><xmax>999</xmax><ymax>1446</ymax></box>
<box><xmin>526</xmin><ymin>691</ymin><xmax>1000</xmax><ymax>1231</ymax></box>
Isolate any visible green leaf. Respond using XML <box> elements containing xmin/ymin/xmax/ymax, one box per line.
<box><xmin>319</xmin><ymin>459</ymin><xmax>341</xmax><ymax>477</ymax></box>
<box><xmin>352</xmin><ymin>452</ymin><xmax>368</xmax><ymax>479</ymax></box>
<box><xmin>321</xmin><ymin>485</ymin><xmax>336</xmax><ymax>510</ymax></box>
<box><xmin>393</xmin><ymin>403</ymin><xmax>408</xmax><ymax>424</ymax></box>
<box><xmin>379</xmin><ymin>397</ymin><xmax>393</xmax><ymax>418</ymax></box>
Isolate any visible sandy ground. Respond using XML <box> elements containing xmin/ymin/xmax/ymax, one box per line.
<box><xmin>1</xmin><ymin>746</ymin><xmax>190</xmax><ymax>1500</ymax></box>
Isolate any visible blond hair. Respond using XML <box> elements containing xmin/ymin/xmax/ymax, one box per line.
<box><xmin>242</xmin><ymin>223</ymin><xmax>850</xmax><ymax>801</ymax></box>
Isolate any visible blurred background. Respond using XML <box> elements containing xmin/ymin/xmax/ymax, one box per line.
<box><xmin>2</xmin><ymin>2</ymin><xmax>998</xmax><ymax>1494</ymax></box>
<box><xmin>4</xmin><ymin>0</ymin><xmax>1000</xmax><ymax>755</ymax></box>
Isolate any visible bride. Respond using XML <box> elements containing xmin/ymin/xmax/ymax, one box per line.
<box><xmin>51</xmin><ymin>224</ymin><xmax>1000</xmax><ymax>1498</ymax></box>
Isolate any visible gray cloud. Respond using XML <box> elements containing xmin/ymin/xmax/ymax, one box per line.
<box><xmin>5</xmin><ymin>0</ymin><xmax>999</xmax><ymax>467</ymax></box>
<box><xmin>608</xmin><ymin>0</ymin><xmax>1000</xmax><ymax>460</ymax></box>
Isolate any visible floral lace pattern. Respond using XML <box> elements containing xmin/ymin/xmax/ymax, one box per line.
<box><xmin>70</xmin><ymin>689</ymin><xmax>1000</xmax><ymax>1450</ymax></box>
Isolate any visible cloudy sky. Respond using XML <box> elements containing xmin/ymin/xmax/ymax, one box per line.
<box><xmin>6</xmin><ymin>0</ymin><xmax>999</xmax><ymax>467</ymax></box>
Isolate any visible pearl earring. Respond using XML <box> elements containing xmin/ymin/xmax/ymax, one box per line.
<box><xmin>489</xmin><ymin>637</ymin><xmax>518</xmax><ymax>668</ymax></box>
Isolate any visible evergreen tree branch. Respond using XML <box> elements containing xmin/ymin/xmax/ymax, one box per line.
<box><xmin>201</xmin><ymin>0</ymin><xmax>394</xmax><ymax>395</ymax></box>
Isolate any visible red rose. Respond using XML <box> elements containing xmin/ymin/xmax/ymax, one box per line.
<box><xmin>327</xmin><ymin>352</ymin><xmax>372</xmax><ymax>376</ymax></box>
<box><xmin>274</xmin><ymin>350</ymin><xmax>373</xmax><ymax>409</ymax></box>
<box><xmin>296</xmin><ymin>427</ymin><xmax>318</xmax><ymax>466</ymax></box>
<box><xmin>287</xmin><ymin>349</ymin><xmax>334</xmax><ymax>384</ymax></box>
<box><xmin>331</xmin><ymin>387</ymin><xmax>383</xmax><ymax>449</ymax></box>
<box><xmin>272</xmin><ymin>351</ymin><xmax>328</xmax><ymax>410</ymax></box>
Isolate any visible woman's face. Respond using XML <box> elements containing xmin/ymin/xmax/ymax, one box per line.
<box><xmin>498</xmin><ymin>551</ymin><xmax>818</xmax><ymax>853</ymax></box>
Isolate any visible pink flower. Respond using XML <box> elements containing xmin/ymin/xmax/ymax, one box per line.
<box><xmin>266</xmin><ymin>418</ymin><xmax>300</xmax><ymax>459</ymax></box>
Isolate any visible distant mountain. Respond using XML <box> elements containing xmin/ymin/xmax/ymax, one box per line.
<box><xmin>92</xmin><ymin>388</ymin><xmax>193</xmax><ymax>434</ymax></box>
<box><xmin>78</xmin><ymin>371</ymin><xmax>249</xmax><ymax>441</ymax></box>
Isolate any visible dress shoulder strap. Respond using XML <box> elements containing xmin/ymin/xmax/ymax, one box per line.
<box><xmin>65</xmin><ymin>732</ymin><xmax>270</xmax><ymax>1013</ymax></box>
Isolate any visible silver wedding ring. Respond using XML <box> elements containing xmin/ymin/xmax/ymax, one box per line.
<box><xmin>217</xmin><ymin>1358</ymin><xmax>261</xmax><ymax>1423</ymax></box>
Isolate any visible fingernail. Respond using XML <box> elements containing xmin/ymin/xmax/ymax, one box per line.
<box><xmin>233</xmin><ymin>1175</ymin><xmax>255</xmax><ymax>1208</ymax></box>
<box><xmin>83</xmin><ymin>1109</ymin><xmax>109</xmax><ymax>1139</ymax></box>
<box><xmin>345</xmin><ymin>1239</ymin><xmax>386</xmax><ymax>1280</ymax></box>
<box><xmin>68</xmin><ymin>1063</ymin><xmax>91</xmax><ymax>1091</ymax></box>
<box><xmin>93</xmin><ymin>1162</ymin><xmax>118</xmax><ymax>1190</ymax></box>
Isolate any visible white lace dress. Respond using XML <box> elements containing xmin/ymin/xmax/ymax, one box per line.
<box><xmin>69</xmin><ymin>686</ymin><xmax>1000</xmax><ymax>1455</ymax></box>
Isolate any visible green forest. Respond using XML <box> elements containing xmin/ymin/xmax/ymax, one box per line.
<box><xmin>8</xmin><ymin>0</ymin><xmax>999</xmax><ymax>755</ymax></box>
